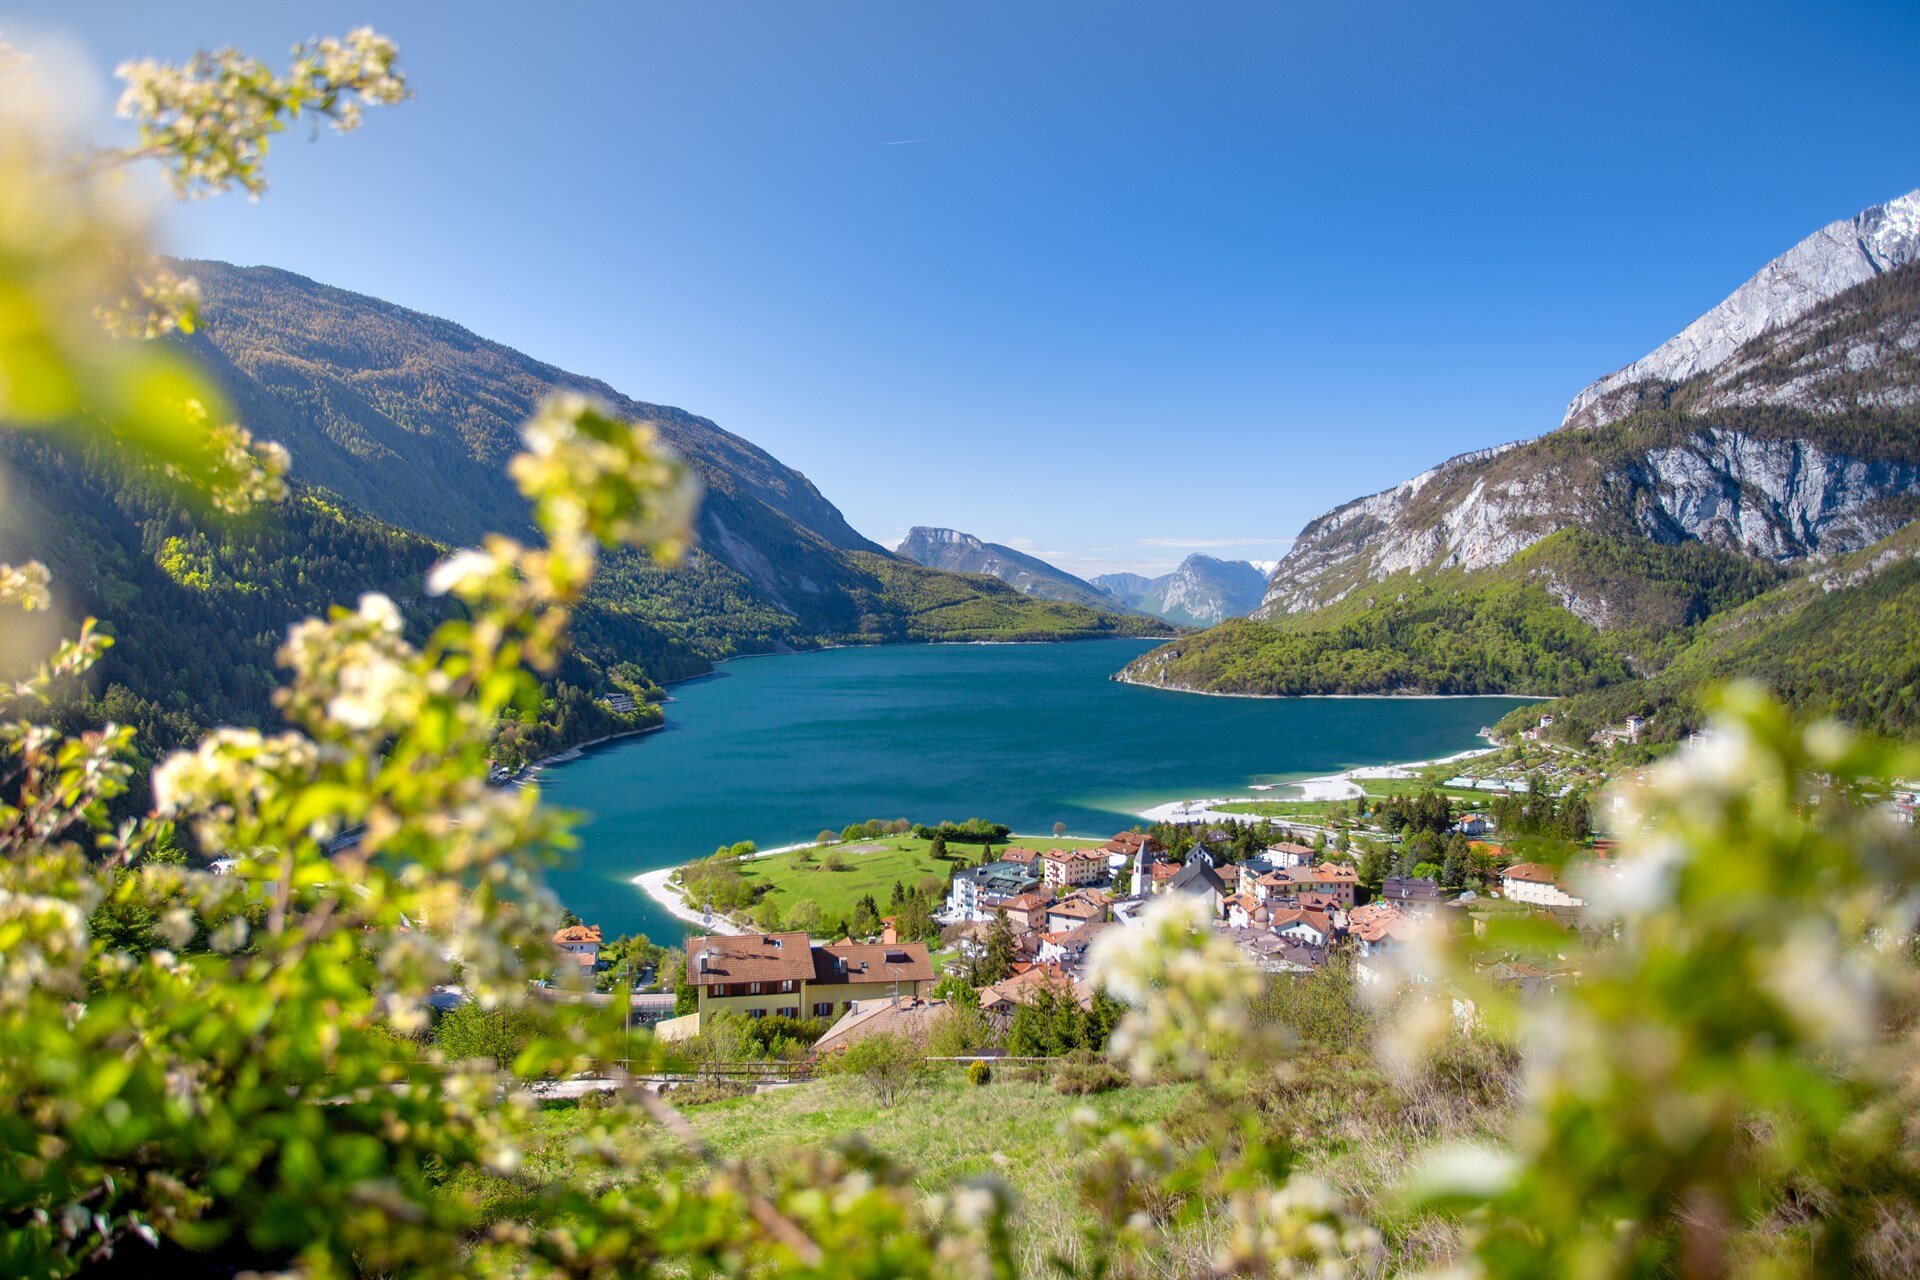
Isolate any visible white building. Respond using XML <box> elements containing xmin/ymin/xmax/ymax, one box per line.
<box><xmin>1499</xmin><ymin>863</ymin><xmax>1584</xmax><ymax>908</ymax></box>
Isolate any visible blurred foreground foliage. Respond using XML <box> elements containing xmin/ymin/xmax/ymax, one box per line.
<box><xmin>0</xmin><ymin>24</ymin><xmax>1917</xmax><ymax>1280</ymax></box>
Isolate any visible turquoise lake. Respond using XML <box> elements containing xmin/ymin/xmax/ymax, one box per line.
<box><xmin>539</xmin><ymin>638</ymin><xmax>1531</xmax><ymax>943</ymax></box>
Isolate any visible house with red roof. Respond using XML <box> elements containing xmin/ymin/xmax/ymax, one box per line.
<box><xmin>552</xmin><ymin>923</ymin><xmax>603</xmax><ymax>970</ymax></box>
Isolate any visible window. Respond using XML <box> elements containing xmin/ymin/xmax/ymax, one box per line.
<box><xmin>778</xmin><ymin>979</ymin><xmax>795</xmax><ymax>993</ymax></box>
<box><xmin>748</xmin><ymin>981</ymin><xmax>762</xmax><ymax>995</ymax></box>
<box><xmin>747</xmin><ymin>1008</ymin><xmax>766</xmax><ymax>1019</ymax></box>
<box><xmin>778</xmin><ymin>1006</ymin><xmax>799</xmax><ymax>1019</ymax></box>
<box><xmin>813</xmin><ymin>1002</ymin><xmax>833</xmax><ymax>1018</ymax></box>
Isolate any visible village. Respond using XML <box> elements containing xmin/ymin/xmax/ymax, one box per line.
<box><xmin>536</xmin><ymin>759</ymin><xmax>1626</xmax><ymax>1070</ymax></box>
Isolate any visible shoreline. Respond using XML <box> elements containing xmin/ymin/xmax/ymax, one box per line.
<box><xmin>1135</xmin><ymin>745</ymin><xmax>1502</xmax><ymax>825</ymax></box>
<box><xmin>631</xmin><ymin>867</ymin><xmax>746</xmax><ymax>936</ymax></box>
<box><xmin>568</xmin><ymin>643</ymin><xmax>1508</xmax><ymax>936</ymax></box>
<box><xmin>520</xmin><ymin>721</ymin><xmax>664</xmax><ymax>777</ymax></box>
<box><xmin>629</xmin><ymin>831</ymin><xmax>1109</xmax><ymax>937</ymax></box>
<box><xmin>1112</xmin><ymin>671</ymin><xmax>1551</xmax><ymax>702</ymax></box>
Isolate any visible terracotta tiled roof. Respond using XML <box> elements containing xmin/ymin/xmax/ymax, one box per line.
<box><xmin>553</xmin><ymin>924</ymin><xmax>603</xmax><ymax>945</ymax></box>
<box><xmin>1043</xmin><ymin>847</ymin><xmax>1104</xmax><ymax>864</ymax></box>
<box><xmin>1348</xmin><ymin>903</ymin><xmax>1419</xmax><ymax>944</ymax></box>
<box><xmin>1502</xmin><ymin>862</ymin><xmax>1560</xmax><ymax>885</ymax></box>
<box><xmin>1103</xmin><ymin>832</ymin><xmax>1165</xmax><ymax>856</ymax></box>
<box><xmin>1277</xmin><ymin>862</ymin><xmax>1357</xmax><ymax>886</ymax></box>
<box><xmin>688</xmin><ymin>932</ymin><xmax>813</xmax><ymax>986</ymax></box>
<box><xmin>1268</xmin><ymin>908</ymin><xmax>1333</xmax><ymax>937</ymax></box>
<box><xmin>1053</xmin><ymin>920</ymin><xmax>1109</xmax><ymax>948</ymax></box>
<box><xmin>1047</xmin><ymin>898</ymin><xmax>1103</xmax><ymax>922</ymax></box>
<box><xmin>1000</xmin><ymin>891</ymin><xmax>1053</xmax><ymax>913</ymax></box>
<box><xmin>979</xmin><ymin>962</ymin><xmax>1084</xmax><ymax>1009</ymax></box>
<box><xmin>812</xmin><ymin>997</ymin><xmax>950</xmax><ymax>1054</ymax></box>
<box><xmin>1001</xmin><ymin>847</ymin><xmax>1039</xmax><ymax>864</ymax></box>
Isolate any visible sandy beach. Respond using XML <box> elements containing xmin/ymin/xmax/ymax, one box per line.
<box><xmin>1135</xmin><ymin>745</ymin><xmax>1501</xmax><ymax>825</ymax></box>
<box><xmin>631</xmin><ymin>867</ymin><xmax>745</xmax><ymax>935</ymax></box>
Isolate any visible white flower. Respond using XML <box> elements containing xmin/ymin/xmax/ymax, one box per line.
<box><xmin>1404</xmin><ymin>1144</ymin><xmax>1520</xmax><ymax>1203</ymax></box>
<box><xmin>426</xmin><ymin>548</ymin><xmax>498</xmax><ymax>597</ymax></box>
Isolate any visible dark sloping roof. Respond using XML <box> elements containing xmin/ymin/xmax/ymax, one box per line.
<box><xmin>1167</xmin><ymin>859</ymin><xmax>1226</xmax><ymax>897</ymax></box>
<box><xmin>1383</xmin><ymin>876</ymin><xmax>1441</xmax><ymax>902</ymax></box>
<box><xmin>688</xmin><ymin>932</ymin><xmax>814</xmax><ymax>986</ymax></box>
<box><xmin>813</xmin><ymin>941</ymin><xmax>936</xmax><ymax>985</ymax></box>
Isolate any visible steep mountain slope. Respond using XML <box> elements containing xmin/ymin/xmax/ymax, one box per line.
<box><xmin>1564</xmin><ymin>188</ymin><xmax>1920</xmax><ymax>429</ymax></box>
<box><xmin>1094</xmin><ymin>555</ymin><xmax>1269</xmax><ymax>625</ymax></box>
<box><xmin>1</xmin><ymin>264</ymin><xmax>1167</xmax><ymax>762</ymax></box>
<box><xmin>1090</xmin><ymin>571</ymin><xmax>1154</xmax><ymax>600</ymax></box>
<box><xmin>1122</xmin><ymin>187</ymin><xmax>1920</xmax><ymax>736</ymax></box>
<box><xmin>171</xmin><ymin>263</ymin><xmax>1161</xmax><ymax>658</ymax></box>
<box><xmin>1493</xmin><ymin>520</ymin><xmax>1920</xmax><ymax>743</ymax></box>
<box><xmin>893</xmin><ymin>527</ymin><xmax>1118</xmax><ymax>609</ymax></box>
<box><xmin>182</xmin><ymin>261</ymin><xmax>885</xmax><ymax>626</ymax></box>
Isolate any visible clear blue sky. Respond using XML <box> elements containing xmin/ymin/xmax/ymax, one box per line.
<box><xmin>15</xmin><ymin>2</ymin><xmax>1920</xmax><ymax>576</ymax></box>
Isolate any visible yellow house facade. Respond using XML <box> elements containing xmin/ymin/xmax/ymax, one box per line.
<box><xmin>685</xmin><ymin>932</ymin><xmax>935</xmax><ymax>1028</ymax></box>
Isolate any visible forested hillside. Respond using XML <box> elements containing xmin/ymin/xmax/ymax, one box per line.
<box><xmin>0</xmin><ymin>434</ymin><xmax>666</xmax><ymax>772</ymax></box>
<box><xmin>1494</xmin><ymin>521</ymin><xmax>1920</xmax><ymax>744</ymax></box>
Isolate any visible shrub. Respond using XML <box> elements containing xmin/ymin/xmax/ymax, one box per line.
<box><xmin>1052</xmin><ymin>1049</ymin><xmax>1128</xmax><ymax>1096</ymax></box>
<box><xmin>433</xmin><ymin>1001</ymin><xmax>545</xmax><ymax>1072</ymax></box>
<box><xmin>966</xmin><ymin>1060</ymin><xmax>992</xmax><ymax>1087</ymax></box>
<box><xmin>829</xmin><ymin>1031</ymin><xmax>925</xmax><ymax>1107</ymax></box>
<box><xmin>821</xmin><ymin>852</ymin><xmax>846</xmax><ymax>872</ymax></box>
<box><xmin>664</xmin><ymin>1079</ymin><xmax>753</xmax><ymax>1107</ymax></box>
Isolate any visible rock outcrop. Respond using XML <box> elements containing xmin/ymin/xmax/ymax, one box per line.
<box><xmin>1254</xmin><ymin>189</ymin><xmax>1920</xmax><ymax>621</ymax></box>
<box><xmin>1101</xmin><ymin>555</ymin><xmax>1276</xmax><ymax>625</ymax></box>
<box><xmin>1563</xmin><ymin>188</ymin><xmax>1920</xmax><ymax>429</ymax></box>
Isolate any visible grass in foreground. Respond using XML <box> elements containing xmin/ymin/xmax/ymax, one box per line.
<box><xmin>499</xmin><ymin>1045</ymin><xmax>1516</xmax><ymax>1276</ymax></box>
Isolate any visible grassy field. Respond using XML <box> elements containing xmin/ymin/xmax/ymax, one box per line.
<box><xmin>691</xmin><ymin>1074</ymin><xmax>1189</xmax><ymax>1225</ymax></box>
<box><xmin>734</xmin><ymin>834</ymin><xmax>1111</xmax><ymax>920</ymax></box>
<box><xmin>500</xmin><ymin>1046</ymin><xmax>1510</xmax><ymax>1275</ymax></box>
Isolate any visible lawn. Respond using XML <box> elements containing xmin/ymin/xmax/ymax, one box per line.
<box><xmin>735</xmin><ymin>834</ymin><xmax>1111</xmax><ymax>920</ymax></box>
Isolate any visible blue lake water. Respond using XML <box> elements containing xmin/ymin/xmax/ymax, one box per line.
<box><xmin>539</xmin><ymin>639</ymin><xmax>1531</xmax><ymax>943</ymax></box>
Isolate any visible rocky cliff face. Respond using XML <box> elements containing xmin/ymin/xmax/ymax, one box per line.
<box><xmin>893</xmin><ymin>527</ymin><xmax>1116</xmax><ymax>609</ymax></box>
<box><xmin>1259</xmin><ymin>425</ymin><xmax>1920</xmax><ymax>620</ymax></box>
<box><xmin>1257</xmin><ymin>193</ymin><xmax>1920</xmax><ymax>622</ymax></box>
<box><xmin>1563</xmin><ymin>188</ymin><xmax>1920</xmax><ymax>429</ymax></box>
<box><xmin>1101</xmin><ymin>555</ymin><xmax>1268</xmax><ymax>625</ymax></box>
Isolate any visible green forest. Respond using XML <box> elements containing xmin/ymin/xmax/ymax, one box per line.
<box><xmin>1</xmin><ymin>427</ymin><xmax>1158</xmax><ymax>775</ymax></box>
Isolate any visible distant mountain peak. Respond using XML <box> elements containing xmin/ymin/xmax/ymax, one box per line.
<box><xmin>1095</xmin><ymin>555</ymin><xmax>1268</xmax><ymax>626</ymax></box>
<box><xmin>894</xmin><ymin>526</ymin><xmax>1116</xmax><ymax>610</ymax></box>
<box><xmin>1564</xmin><ymin>187</ymin><xmax>1920</xmax><ymax>429</ymax></box>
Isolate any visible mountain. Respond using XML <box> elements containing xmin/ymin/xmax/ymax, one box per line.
<box><xmin>1090</xmin><ymin>571</ymin><xmax>1155</xmax><ymax>601</ymax></box>
<box><xmin>2</xmin><ymin>264</ymin><xmax>1165</xmax><ymax>762</ymax></box>
<box><xmin>1094</xmin><ymin>555</ymin><xmax>1269</xmax><ymax>626</ymax></box>
<box><xmin>1122</xmin><ymin>187</ymin><xmax>1920</xmax><ymax>741</ymax></box>
<box><xmin>1564</xmin><ymin>189</ymin><xmax>1920</xmax><ymax>430</ymax></box>
<box><xmin>893</xmin><ymin>527</ymin><xmax>1119</xmax><ymax>610</ymax></box>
